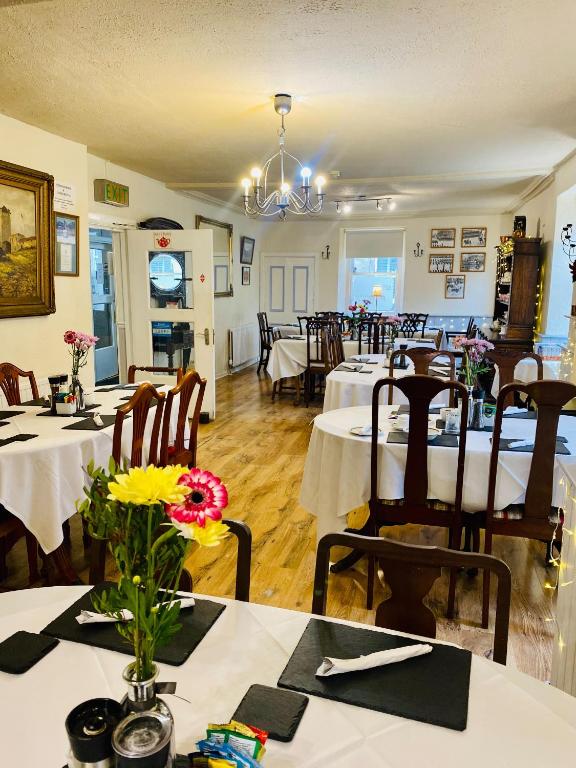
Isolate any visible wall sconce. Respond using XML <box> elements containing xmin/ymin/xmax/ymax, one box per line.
<box><xmin>413</xmin><ymin>242</ymin><xmax>424</xmax><ymax>258</ymax></box>
<box><xmin>321</xmin><ymin>244</ymin><xmax>331</xmax><ymax>260</ymax></box>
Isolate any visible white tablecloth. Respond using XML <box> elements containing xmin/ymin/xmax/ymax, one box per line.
<box><xmin>2</xmin><ymin>586</ymin><xmax>576</xmax><ymax>768</ymax></box>
<box><xmin>324</xmin><ymin>355</ymin><xmax>452</xmax><ymax>412</ymax></box>
<box><xmin>267</xmin><ymin>338</ymin><xmax>363</xmax><ymax>383</ymax></box>
<box><xmin>0</xmin><ymin>385</ymin><xmax>180</xmax><ymax>554</ymax></box>
<box><xmin>300</xmin><ymin>405</ymin><xmax>576</xmax><ymax>539</ymax></box>
<box><xmin>491</xmin><ymin>359</ymin><xmax>560</xmax><ymax>397</ymax></box>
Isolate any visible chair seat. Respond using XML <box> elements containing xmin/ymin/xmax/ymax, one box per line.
<box><xmin>492</xmin><ymin>505</ymin><xmax>562</xmax><ymax>524</ymax></box>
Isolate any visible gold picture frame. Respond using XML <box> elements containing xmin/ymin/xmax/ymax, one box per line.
<box><xmin>445</xmin><ymin>274</ymin><xmax>466</xmax><ymax>299</ymax></box>
<box><xmin>195</xmin><ymin>215</ymin><xmax>233</xmax><ymax>298</ymax></box>
<box><xmin>461</xmin><ymin>227</ymin><xmax>487</xmax><ymax>248</ymax></box>
<box><xmin>430</xmin><ymin>228</ymin><xmax>456</xmax><ymax>249</ymax></box>
<box><xmin>0</xmin><ymin>159</ymin><xmax>54</xmax><ymax>318</ymax></box>
<box><xmin>428</xmin><ymin>254</ymin><xmax>453</xmax><ymax>273</ymax></box>
<box><xmin>460</xmin><ymin>252</ymin><xmax>485</xmax><ymax>272</ymax></box>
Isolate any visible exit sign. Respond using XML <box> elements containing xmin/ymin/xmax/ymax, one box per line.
<box><xmin>94</xmin><ymin>178</ymin><xmax>130</xmax><ymax>207</ymax></box>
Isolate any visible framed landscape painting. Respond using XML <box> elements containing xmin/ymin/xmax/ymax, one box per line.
<box><xmin>430</xmin><ymin>228</ymin><xmax>456</xmax><ymax>248</ymax></box>
<box><xmin>460</xmin><ymin>252</ymin><xmax>485</xmax><ymax>272</ymax></box>
<box><xmin>461</xmin><ymin>227</ymin><xmax>487</xmax><ymax>248</ymax></box>
<box><xmin>429</xmin><ymin>254</ymin><xmax>453</xmax><ymax>273</ymax></box>
<box><xmin>445</xmin><ymin>274</ymin><xmax>466</xmax><ymax>299</ymax></box>
<box><xmin>0</xmin><ymin>160</ymin><xmax>55</xmax><ymax>318</ymax></box>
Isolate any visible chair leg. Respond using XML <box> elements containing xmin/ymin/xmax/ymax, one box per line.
<box><xmin>25</xmin><ymin>532</ymin><xmax>39</xmax><ymax>584</ymax></box>
<box><xmin>271</xmin><ymin>381</ymin><xmax>278</xmax><ymax>401</ymax></box>
<box><xmin>294</xmin><ymin>374</ymin><xmax>301</xmax><ymax>406</ymax></box>
<box><xmin>366</xmin><ymin>553</ymin><xmax>375</xmax><ymax>611</ymax></box>
<box><xmin>482</xmin><ymin>531</ymin><xmax>493</xmax><ymax>628</ymax></box>
<box><xmin>89</xmin><ymin>538</ymin><xmax>107</xmax><ymax>584</ymax></box>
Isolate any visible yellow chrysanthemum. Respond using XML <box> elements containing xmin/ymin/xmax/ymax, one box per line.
<box><xmin>171</xmin><ymin>518</ymin><xmax>229</xmax><ymax>547</ymax></box>
<box><xmin>108</xmin><ymin>465</ymin><xmax>192</xmax><ymax>506</ymax></box>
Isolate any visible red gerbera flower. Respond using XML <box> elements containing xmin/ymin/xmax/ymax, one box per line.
<box><xmin>165</xmin><ymin>468</ymin><xmax>228</xmax><ymax>527</ymax></box>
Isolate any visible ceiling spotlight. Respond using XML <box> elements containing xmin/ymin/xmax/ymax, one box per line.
<box><xmin>388</xmin><ymin>199</ymin><xmax>397</xmax><ymax>211</ymax></box>
<box><xmin>343</xmin><ymin>203</ymin><xmax>352</xmax><ymax>214</ymax></box>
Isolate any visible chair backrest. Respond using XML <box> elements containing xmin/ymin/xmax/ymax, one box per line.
<box><xmin>312</xmin><ymin>532</ymin><xmax>511</xmax><ymax>664</ymax></box>
<box><xmin>0</xmin><ymin>362</ymin><xmax>39</xmax><ymax>405</ymax></box>
<box><xmin>128</xmin><ymin>365</ymin><xmax>183</xmax><ymax>384</ymax></box>
<box><xmin>316</xmin><ymin>311</ymin><xmax>347</xmax><ymax>332</ymax></box>
<box><xmin>485</xmin><ymin>349</ymin><xmax>543</xmax><ymax>392</ymax></box>
<box><xmin>305</xmin><ymin>316</ymin><xmax>330</xmax><ymax>367</ymax></box>
<box><xmin>113</xmin><ymin>383</ymin><xmax>165</xmax><ymax>467</ymax></box>
<box><xmin>465</xmin><ymin>316</ymin><xmax>477</xmax><ymax>338</ymax></box>
<box><xmin>398</xmin><ymin>313</ymin><xmax>429</xmax><ymax>338</ymax></box>
<box><xmin>487</xmin><ymin>380</ymin><xmax>576</xmax><ymax>521</ymax></box>
<box><xmin>356</xmin><ymin>318</ymin><xmax>384</xmax><ymax>355</ymax></box>
<box><xmin>297</xmin><ymin>315</ymin><xmax>312</xmax><ymax>334</ymax></box>
<box><xmin>372</xmin><ymin>375</ymin><xmax>468</xmax><ymax>509</ymax></box>
<box><xmin>388</xmin><ymin>348</ymin><xmax>456</xmax><ymax>405</ymax></box>
<box><xmin>321</xmin><ymin>323</ymin><xmax>345</xmax><ymax>372</ymax></box>
<box><xmin>159</xmin><ymin>370</ymin><xmax>206</xmax><ymax>467</ymax></box>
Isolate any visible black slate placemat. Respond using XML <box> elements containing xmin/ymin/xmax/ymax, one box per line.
<box><xmin>0</xmin><ymin>410</ymin><xmax>25</xmax><ymax>420</ymax></box>
<box><xmin>503</xmin><ymin>411</ymin><xmax>536</xmax><ymax>419</ymax></box>
<box><xmin>0</xmin><ymin>421</ymin><xmax>8</xmax><ymax>428</ymax></box>
<box><xmin>42</xmin><ymin>583</ymin><xmax>226</xmax><ymax>666</ymax></box>
<box><xmin>387</xmin><ymin>431</ymin><xmax>458</xmax><ymax>447</ymax></box>
<box><xmin>0</xmin><ymin>433</ymin><xmax>38</xmax><ymax>448</ymax></box>
<box><xmin>62</xmin><ymin>415</ymin><xmax>118</xmax><ymax>431</ymax></box>
<box><xmin>496</xmin><ymin>437</ymin><xmax>570</xmax><ymax>455</ymax></box>
<box><xmin>36</xmin><ymin>404</ymin><xmax>102</xmax><ymax>417</ymax></box>
<box><xmin>95</xmin><ymin>386</ymin><xmax>122</xmax><ymax>393</ymax></box>
<box><xmin>20</xmin><ymin>398</ymin><xmax>51</xmax><ymax>407</ymax></box>
<box><xmin>278</xmin><ymin>619</ymin><xmax>471</xmax><ymax>731</ymax></box>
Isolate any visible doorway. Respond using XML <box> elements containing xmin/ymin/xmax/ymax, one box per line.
<box><xmin>260</xmin><ymin>253</ymin><xmax>316</xmax><ymax>323</ymax></box>
<box><xmin>89</xmin><ymin>228</ymin><xmax>119</xmax><ymax>384</ymax></box>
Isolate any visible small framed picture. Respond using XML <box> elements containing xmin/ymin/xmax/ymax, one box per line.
<box><xmin>240</xmin><ymin>236</ymin><xmax>255</xmax><ymax>265</ymax></box>
<box><xmin>429</xmin><ymin>254</ymin><xmax>453</xmax><ymax>273</ymax></box>
<box><xmin>430</xmin><ymin>228</ymin><xmax>456</xmax><ymax>249</ymax></box>
<box><xmin>54</xmin><ymin>212</ymin><xmax>79</xmax><ymax>276</ymax></box>
<box><xmin>445</xmin><ymin>274</ymin><xmax>465</xmax><ymax>299</ymax></box>
<box><xmin>460</xmin><ymin>252</ymin><xmax>486</xmax><ymax>272</ymax></box>
<box><xmin>241</xmin><ymin>266</ymin><xmax>250</xmax><ymax>286</ymax></box>
<box><xmin>461</xmin><ymin>227</ymin><xmax>487</xmax><ymax>248</ymax></box>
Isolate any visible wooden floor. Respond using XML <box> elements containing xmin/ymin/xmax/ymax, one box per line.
<box><xmin>2</xmin><ymin>366</ymin><xmax>557</xmax><ymax>680</ymax></box>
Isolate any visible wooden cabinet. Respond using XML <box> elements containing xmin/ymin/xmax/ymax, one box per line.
<box><xmin>493</xmin><ymin>237</ymin><xmax>541</xmax><ymax>352</ymax></box>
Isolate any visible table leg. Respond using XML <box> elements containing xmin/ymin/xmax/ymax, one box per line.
<box><xmin>329</xmin><ymin>519</ymin><xmax>373</xmax><ymax>573</ymax></box>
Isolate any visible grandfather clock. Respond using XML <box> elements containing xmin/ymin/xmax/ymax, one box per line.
<box><xmin>493</xmin><ymin>237</ymin><xmax>541</xmax><ymax>353</ymax></box>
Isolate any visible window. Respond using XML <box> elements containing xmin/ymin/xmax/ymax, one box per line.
<box><xmin>348</xmin><ymin>256</ymin><xmax>400</xmax><ymax>311</ymax></box>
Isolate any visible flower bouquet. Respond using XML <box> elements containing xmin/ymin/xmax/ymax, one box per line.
<box><xmin>78</xmin><ymin>462</ymin><xmax>229</xmax><ymax>683</ymax></box>
<box><xmin>453</xmin><ymin>336</ymin><xmax>494</xmax><ymax>390</ymax></box>
<box><xmin>63</xmin><ymin>329</ymin><xmax>99</xmax><ymax>410</ymax></box>
<box><xmin>381</xmin><ymin>314</ymin><xmax>402</xmax><ymax>344</ymax></box>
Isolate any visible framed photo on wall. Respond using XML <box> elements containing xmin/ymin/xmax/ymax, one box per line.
<box><xmin>429</xmin><ymin>254</ymin><xmax>453</xmax><ymax>273</ymax></box>
<box><xmin>240</xmin><ymin>235</ymin><xmax>255</xmax><ymax>265</ymax></box>
<box><xmin>460</xmin><ymin>252</ymin><xmax>485</xmax><ymax>272</ymax></box>
<box><xmin>430</xmin><ymin>228</ymin><xmax>456</xmax><ymax>248</ymax></box>
<box><xmin>445</xmin><ymin>274</ymin><xmax>466</xmax><ymax>299</ymax></box>
<box><xmin>461</xmin><ymin>227</ymin><xmax>487</xmax><ymax>247</ymax></box>
<box><xmin>242</xmin><ymin>266</ymin><xmax>250</xmax><ymax>286</ymax></box>
<box><xmin>0</xmin><ymin>159</ymin><xmax>55</xmax><ymax>318</ymax></box>
<box><xmin>54</xmin><ymin>212</ymin><xmax>79</xmax><ymax>276</ymax></box>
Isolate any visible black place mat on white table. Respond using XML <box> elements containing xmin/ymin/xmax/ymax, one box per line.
<box><xmin>278</xmin><ymin>619</ymin><xmax>471</xmax><ymax>731</ymax></box>
<box><xmin>503</xmin><ymin>411</ymin><xmax>536</xmax><ymax>420</ymax></box>
<box><xmin>36</xmin><ymin>404</ymin><xmax>102</xmax><ymax>417</ymax></box>
<box><xmin>495</xmin><ymin>437</ymin><xmax>570</xmax><ymax>455</ymax></box>
<box><xmin>0</xmin><ymin>410</ymin><xmax>25</xmax><ymax>420</ymax></box>
<box><xmin>20</xmin><ymin>398</ymin><xmax>51</xmax><ymax>407</ymax></box>
<box><xmin>61</xmin><ymin>415</ymin><xmax>118</xmax><ymax>431</ymax></box>
<box><xmin>0</xmin><ymin>433</ymin><xmax>38</xmax><ymax>448</ymax></box>
<box><xmin>42</xmin><ymin>582</ymin><xmax>226</xmax><ymax>666</ymax></box>
<box><xmin>387</xmin><ymin>430</ymin><xmax>459</xmax><ymax>447</ymax></box>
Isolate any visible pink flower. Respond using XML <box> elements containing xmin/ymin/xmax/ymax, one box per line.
<box><xmin>63</xmin><ymin>330</ymin><xmax>77</xmax><ymax>344</ymax></box>
<box><xmin>348</xmin><ymin>304</ymin><xmax>357</xmax><ymax>311</ymax></box>
<box><xmin>384</xmin><ymin>315</ymin><xmax>402</xmax><ymax>325</ymax></box>
<box><xmin>165</xmin><ymin>468</ymin><xmax>228</xmax><ymax>528</ymax></box>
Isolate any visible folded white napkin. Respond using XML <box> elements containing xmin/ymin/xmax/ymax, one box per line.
<box><xmin>315</xmin><ymin>643</ymin><xmax>433</xmax><ymax>676</ymax></box>
<box><xmin>75</xmin><ymin>596</ymin><xmax>195</xmax><ymax>624</ymax></box>
<box><xmin>92</xmin><ymin>412</ymin><xmax>104</xmax><ymax>426</ymax></box>
<box><xmin>506</xmin><ymin>438</ymin><xmax>532</xmax><ymax>448</ymax></box>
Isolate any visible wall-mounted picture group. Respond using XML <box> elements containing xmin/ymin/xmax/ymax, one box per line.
<box><xmin>428</xmin><ymin>226</ymin><xmax>488</xmax><ymax>299</ymax></box>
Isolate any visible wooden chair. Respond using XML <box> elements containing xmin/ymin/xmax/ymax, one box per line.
<box><xmin>0</xmin><ymin>507</ymin><xmax>39</xmax><ymax>585</ymax></box>
<box><xmin>304</xmin><ymin>316</ymin><xmax>330</xmax><ymax>405</ymax></box>
<box><xmin>368</xmin><ymin>375</ymin><xmax>469</xmax><ymax>610</ymax></box>
<box><xmin>398</xmin><ymin>313</ymin><xmax>429</xmax><ymax>338</ymax></box>
<box><xmin>445</xmin><ymin>316</ymin><xmax>477</xmax><ymax>347</ymax></box>
<box><xmin>159</xmin><ymin>370</ymin><xmax>206</xmax><ymax>468</ymax></box>
<box><xmin>0</xmin><ymin>362</ymin><xmax>39</xmax><ymax>405</ymax></box>
<box><xmin>313</xmin><ymin>532</ymin><xmax>511</xmax><ymax>665</ymax></box>
<box><xmin>480</xmin><ymin>380</ymin><xmax>576</xmax><ymax>627</ymax></box>
<box><xmin>89</xmin><ymin>383</ymin><xmax>166</xmax><ymax>583</ymax></box>
<box><xmin>321</xmin><ymin>322</ymin><xmax>345</xmax><ymax>372</ymax></box>
<box><xmin>256</xmin><ymin>312</ymin><xmax>276</xmax><ymax>374</ymax></box>
<box><xmin>356</xmin><ymin>319</ymin><xmax>383</xmax><ymax>355</ymax></box>
<box><xmin>388</xmin><ymin>348</ymin><xmax>456</xmax><ymax>405</ymax></box>
<box><xmin>485</xmin><ymin>349</ymin><xmax>543</xmax><ymax>408</ymax></box>
<box><xmin>316</xmin><ymin>311</ymin><xmax>347</xmax><ymax>332</ymax></box>
<box><xmin>128</xmin><ymin>365</ymin><xmax>184</xmax><ymax>384</ymax></box>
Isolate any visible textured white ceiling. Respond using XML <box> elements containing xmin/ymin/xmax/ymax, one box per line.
<box><xmin>0</xmin><ymin>0</ymin><xmax>574</xmax><ymax>214</ymax></box>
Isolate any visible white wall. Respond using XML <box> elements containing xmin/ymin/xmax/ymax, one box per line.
<box><xmin>88</xmin><ymin>156</ymin><xmax>263</xmax><ymax>377</ymax></box>
<box><xmin>0</xmin><ymin>113</ymin><xmax>92</xmax><ymax>381</ymax></box>
<box><xmin>261</xmin><ymin>213</ymin><xmax>505</xmax><ymax>316</ymax></box>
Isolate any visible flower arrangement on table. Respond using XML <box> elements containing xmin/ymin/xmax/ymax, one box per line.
<box><xmin>380</xmin><ymin>314</ymin><xmax>403</xmax><ymax>344</ymax></box>
<box><xmin>63</xmin><ymin>329</ymin><xmax>99</xmax><ymax>409</ymax></box>
<box><xmin>347</xmin><ymin>299</ymin><xmax>371</xmax><ymax>315</ymax></box>
<box><xmin>453</xmin><ymin>336</ymin><xmax>494</xmax><ymax>390</ymax></box>
<box><xmin>78</xmin><ymin>462</ymin><xmax>229</xmax><ymax>681</ymax></box>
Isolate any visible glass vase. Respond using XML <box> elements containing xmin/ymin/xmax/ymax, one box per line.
<box><xmin>71</xmin><ymin>374</ymin><xmax>85</xmax><ymax>413</ymax></box>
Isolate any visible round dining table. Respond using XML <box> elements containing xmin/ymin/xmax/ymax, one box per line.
<box><xmin>323</xmin><ymin>354</ymin><xmax>453</xmax><ymax>412</ymax></box>
<box><xmin>2</xmin><ymin>585</ymin><xmax>576</xmax><ymax>767</ymax></box>
<box><xmin>0</xmin><ymin>384</ymin><xmax>179</xmax><ymax>559</ymax></box>
<box><xmin>491</xmin><ymin>357</ymin><xmax>561</xmax><ymax>396</ymax></box>
<box><xmin>300</xmin><ymin>404</ymin><xmax>576</xmax><ymax>540</ymax></box>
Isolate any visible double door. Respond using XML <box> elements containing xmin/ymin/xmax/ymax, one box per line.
<box><xmin>260</xmin><ymin>254</ymin><xmax>316</xmax><ymax>324</ymax></box>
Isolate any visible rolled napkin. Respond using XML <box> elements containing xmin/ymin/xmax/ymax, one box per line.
<box><xmin>92</xmin><ymin>412</ymin><xmax>104</xmax><ymax>427</ymax></box>
<box><xmin>506</xmin><ymin>438</ymin><xmax>532</xmax><ymax>448</ymax></box>
<box><xmin>75</xmin><ymin>596</ymin><xmax>195</xmax><ymax>624</ymax></box>
<box><xmin>315</xmin><ymin>643</ymin><xmax>433</xmax><ymax>676</ymax></box>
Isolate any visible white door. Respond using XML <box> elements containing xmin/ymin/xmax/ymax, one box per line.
<box><xmin>125</xmin><ymin>229</ymin><xmax>216</xmax><ymax>419</ymax></box>
<box><xmin>261</xmin><ymin>254</ymin><xmax>316</xmax><ymax>324</ymax></box>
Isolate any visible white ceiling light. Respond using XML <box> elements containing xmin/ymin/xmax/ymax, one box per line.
<box><xmin>241</xmin><ymin>93</ymin><xmax>325</xmax><ymax>220</ymax></box>
<box><xmin>334</xmin><ymin>196</ymin><xmax>397</xmax><ymax>213</ymax></box>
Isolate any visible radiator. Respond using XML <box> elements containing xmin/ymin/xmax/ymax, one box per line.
<box><xmin>228</xmin><ymin>323</ymin><xmax>259</xmax><ymax>370</ymax></box>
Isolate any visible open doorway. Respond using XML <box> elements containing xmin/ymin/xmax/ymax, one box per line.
<box><xmin>89</xmin><ymin>228</ymin><xmax>119</xmax><ymax>384</ymax></box>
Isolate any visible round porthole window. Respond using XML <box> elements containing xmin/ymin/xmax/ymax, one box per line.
<box><xmin>149</xmin><ymin>253</ymin><xmax>183</xmax><ymax>292</ymax></box>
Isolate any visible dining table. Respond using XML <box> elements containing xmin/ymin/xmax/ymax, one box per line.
<box><xmin>491</xmin><ymin>357</ymin><xmax>561</xmax><ymax>396</ymax></box>
<box><xmin>323</xmin><ymin>353</ymin><xmax>453</xmax><ymax>412</ymax></box>
<box><xmin>2</xmin><ymin>585</ymin><xmax>576</xmax><ymax>767</ymax></box>
<box><xmin>300</xmin><ymin>404</ymin><xmax>576</xmax><ymax>540</ymax></box>
<box><xmin>0</xmin><ymin>383</ymin><xmax>181</xmax><ymax>581</ymax></box>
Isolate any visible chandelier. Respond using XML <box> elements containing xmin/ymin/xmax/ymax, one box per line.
<box><xmin>241</xmin><ymin>94</ymin><xmax>325</xmax><ymax>219</ymax></box>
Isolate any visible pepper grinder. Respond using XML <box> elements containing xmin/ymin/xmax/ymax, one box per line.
<box><xmin>48</xmin><ymin>375</ymin><xmax>61</xmax><ymax>416</ymax></box>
